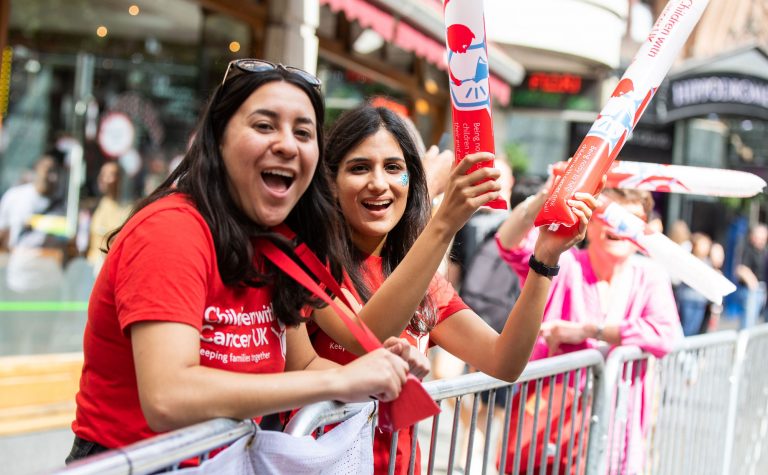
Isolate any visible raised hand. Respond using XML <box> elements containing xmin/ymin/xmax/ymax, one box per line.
<box><xmin>533</xmin><ymin>192</ymin><xmax>598</xmax><ymax>265</ymax></box>
<box><xmin>433</xmin><ymin>152</ymin><xmax>501</xmax><ymax>233</ymax></box>
<box><xmin>422</xmin><ymin>145</ymin><xmax>454</xmax><ymax>199</ymax></box>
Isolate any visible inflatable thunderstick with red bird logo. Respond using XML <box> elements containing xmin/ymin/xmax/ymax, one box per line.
<box><xmin>443</xmin><ymin>0</ymin><xmax>507</xmax><ymax>210</ymax></box>
<box><xmin>536</xmin><ymin>0</ymin><xmax>710</xmax><ymax>229</ymax></box>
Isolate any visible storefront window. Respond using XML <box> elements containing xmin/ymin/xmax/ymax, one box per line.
<box><xmin>318</xmin><ymin>58</ymin><xmax>411</xmax><ymax>124</ymax></box>
<box><xmin>0</xmin><ymin>0</ymin><xmax>253</xmax><ymax>355</ymax></box>
<box><xmin>502</xmin><ymin>113</ymin><xmax>569</xmax><ymax>176</ymax></box>
<box><xmin>317</xmin><ymin>4</ymin><xmax>450</xmax><ymax>143</ymax></box>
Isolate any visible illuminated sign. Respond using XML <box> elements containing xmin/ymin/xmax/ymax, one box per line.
<box><xmin>513</xmin><ymin>72</ymin><xmax>597</xmax><ymax>111</ymax></box>
<box><xmin>528</xmin><ymin>73</ymin><xmax>582</xmax><ymax>94</ymax></box>
<box><xmin>370</xmin><ymin>96</ymin><xmax>410</xmax><ymax>117</ymax></box>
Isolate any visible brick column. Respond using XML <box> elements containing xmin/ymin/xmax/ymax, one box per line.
<box><xmin>263</xmin><ymin>0</ymin><xmax>320</xmax><ymax>74</ymax></box>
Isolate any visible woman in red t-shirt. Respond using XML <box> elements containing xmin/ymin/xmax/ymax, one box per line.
<box><xmin>308</xmin><ymin>105</ymin><xmax>599</xmax><ymax>474</ymax></box>
<box><xmin>67</xmin><ymin>61</ymin><xmax>426</xmax><ymax>463</ymax></box>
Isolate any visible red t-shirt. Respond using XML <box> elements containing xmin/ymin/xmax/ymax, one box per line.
<box><xmin>310</xmin><ymin>254</ymin><xmax>468</xmax><ymax>475</ymax></box>
<box><xmin>73</xmin><ymin>193</ymin><xmax>287</xmax><ymax>449</ymax></box>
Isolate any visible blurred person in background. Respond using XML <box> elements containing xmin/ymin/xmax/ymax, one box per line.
<box><xmin>733</xmin><ymin>223</ymin><xmax>768</xmax><ymax>329</ymax></box>
<box><xmin>496</xmin><ymin>185</ymin><xmax>683</xmax><ymax>473</ymax></box>
<box><xmin>647</xmin><ymin>209</ymin><xmax>664</xmax><ymax>234</ymax></box>
<box><xmin>704</xmin><ymin>241</ymin><xmax>726</xmax><ymax>331</ymax></box>
<box><xmin>0</xmin><ymin>149</ymin><xmax>73</xmax><ymax>293</ymax></box>
<box><xmin>0</xmin><ymin>150</ymin><xmax>66</xmax><ymax>251</ymax></box>
<box><xmin>668</xmin><ymin>219</ymin><xmax>692</xmax><ymax>252</ymax></box>
<box><xmin>142</xmin><ymin>154</ymin><xmax>169</xmax><ymax>197</ymax></box>
<box><xmin>86</xmin><ymin>161</ymin><xmax>133</xmax><ymax>275</ymax></box>
<box><xmin>674</xmin><ymin>232</ymin><xmax>714</xmax><ymax>336</ymax></box>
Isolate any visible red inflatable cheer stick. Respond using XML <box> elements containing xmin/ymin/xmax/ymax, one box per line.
<box><xmin>443</xmin><ymin>0</ymin><xmax>507</xmax><ymax>210</ymax></box>
<box><xmin>535</xmin><ymin>0</ymin><xmax>710</xmax><ymax>229</ymax></box>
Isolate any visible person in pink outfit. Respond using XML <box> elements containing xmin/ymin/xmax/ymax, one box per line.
<box><xmin>496</xmin><ymin>185</ymin><xmax>683</xmax><ymax>474</ymax></box>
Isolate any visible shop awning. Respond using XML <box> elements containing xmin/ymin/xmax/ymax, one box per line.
<box><xmin>321</xmin><ymin>0</ymin><xmax>518</xmax><ymax>105</ymax></box>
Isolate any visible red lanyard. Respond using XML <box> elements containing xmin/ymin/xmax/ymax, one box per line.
<box><xmin>260</xmin><ymin>225</ymin><xmax>440</xmax><ymax>432</ymax></box>
<box><xmin>258</xmin><ymin>228</ymin><xmax>380</xmax><ymax>353</ymax></box>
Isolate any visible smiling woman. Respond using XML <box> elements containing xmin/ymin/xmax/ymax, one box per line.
<box><xmin>334</xmin><ymin>128</ymin><xmax>411</xmax><ymax>255</ymax></box>
<box><xmin>66</xmin><ymin>61</ymin><xmax>423</xmax><ymax>465</ymax></box>
<box><xmin>219</xmin><ymin>81</ymin><xmax>320</xmax><ymax>227</ymax></box>
<box><xmin>307</xmin><ymin>104</ymin><xmax>596</xmax><ymax>474</ymax></box>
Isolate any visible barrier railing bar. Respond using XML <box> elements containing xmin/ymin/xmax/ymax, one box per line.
<box><xmin>481</xmin><ymin>388</ymin><xmax>495</xmax><ymax>475</ymax></box>
<box><xmin>526</xmin><ymin>378</ymin><xmax>543</xmax><ymax>475</ymax></box>
<box><xmin>564</xmin><ymin>369</ymin><xmax>578</xmax><ymax>475</ymax></box>
<box><xmin>586</xmin><ymin>345</ymin><xmax>641</xmax><ymax>474</ymax></box>
<box><xmin>655</xmin><ymin>357</ymin><xmax>671</xmax><ymax>474</ymax></box>
<box><xmin>575</xmin><ymin>366</ymin><xmax>592</xmax><ymax>475</ymax></box>
<box><xmin>407</xmin><ymin>420</ymin><xmax>418</xmax><ymax>475</ymax></box>
<box><xmin>721</xmin><ymin>329</ymin><xmax>748</xmax><ymax>474</ymax></box>
<box><xmin>539</xmin><ymin>374</ymin><xmax>556</xmax><ymax>471</ymax></box>
<box><xmin>426</xmin><ymin>400</ymin><xmax>441</xmax><ymax>475</ymax></box>
<box><xmin>497</xmin><ymin>381</ymin><xmax>514</xmax><ymax>475</ymax></box>
<box><xmin>283</xmin><ymin>400</ymin><xmax>368</xmax><ymax>436</ymax></box>
<box><xmin>446</xmin><ymin>396</ymin><xmax>462</xmax><ymax>474</ymax></box>
<box><xmin>387</xmin><ymin>430</ymin><xmax>399</xmax><ymax>475</ymax></box>
<box><xmin>713</xmin><ymin>344</ymin><xmax>731</xmax><ymax>471</ymax></box>
<box><xmin>464</xmin><ymin>391</ymin><xmax>480</xmax><ymax>474</ymax></box>
<box><xmin>552</xmin><ymin>371</ymin><xmax>569</xmax><ymax>475</ymax></box>
<box><xmin>50</xmin><ymin>418</ymin><xmax>254</xmax><ymax>475</ymax></box>
<box><xmin>513</xmin><ymin>380</ymin><xmax>528</xmax><ymax>475</ymax></box>
<box><xmin>422</xmin><ymin>351</ymin><xmax>604</xmax><ymax>403</ymax></box>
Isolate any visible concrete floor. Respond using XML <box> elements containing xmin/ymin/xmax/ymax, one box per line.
<box><xmin>1</xmin><ymin>428</ymin><xmax>73</xmax><ymax>475</ymax></box>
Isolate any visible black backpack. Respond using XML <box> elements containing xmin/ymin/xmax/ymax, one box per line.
<box><xmin>459</xmin><ymin>221</ymin><xmax>521</xmax><ymax>333</ymax></box>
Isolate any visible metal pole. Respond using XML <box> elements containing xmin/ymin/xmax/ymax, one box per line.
<box><xmin>722</xmin><ymin>330</ymin><xmax>750</xmax><ymax>473</ymax></box>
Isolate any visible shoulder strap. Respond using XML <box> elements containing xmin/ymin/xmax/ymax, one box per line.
<box><xmin>258</xmin><ymin>237</ymin><xmax>380</xmax><ymax>353</ymax></box>
<box><xmin>270</xmin><ymin>224</ymin><xmax>363</xmax><ymax>310</ymax></box>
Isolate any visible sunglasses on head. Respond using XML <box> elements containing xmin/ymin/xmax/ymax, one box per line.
<box><xmin>221</xmin><ymin>59</ymin><xmax>322</xmax><ymax>88</ymax></box>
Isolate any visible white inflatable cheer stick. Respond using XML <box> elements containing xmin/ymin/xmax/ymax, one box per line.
<box><xmin>597</xmin><ymin>202</ymin><xmax>736</xmax><ymax>304</ymax></box>
<box><xmin>551</xmin><ymin>161</ymin><xmax>766</xmax><ymax>198</ymax></box>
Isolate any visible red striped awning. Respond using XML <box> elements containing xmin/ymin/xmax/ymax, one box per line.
<box><xmin>321</xmin><ymin>0</ymin><xmax>511</xmax><ymax>105</ymax></box>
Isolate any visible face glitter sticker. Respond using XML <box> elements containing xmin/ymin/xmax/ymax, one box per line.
<box><xmin>399</xmin><ymin>173</ymin><xmax>409</xmax><ymax>187</ymax></box>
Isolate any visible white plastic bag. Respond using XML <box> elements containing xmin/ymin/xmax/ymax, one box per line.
<box><xmin>176</xmin><ymin>403</ymin><xmax>375</xmax><ymax>475</ymax></box>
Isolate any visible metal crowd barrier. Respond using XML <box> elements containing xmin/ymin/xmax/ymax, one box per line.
<box><xmin>46</xmin><ymin>325</ymin><xmax>768</xmax><ymax>475</ymax></box>
<box><xmin>288</xmin><ymin>349</ymin><xmax>604</xmax><ymax>475</ymax></box>
<box><xmin>587</xmin><ymin>331</ymin><xmax>739</xmax><ymax>475</ymax></box>
<box><xmin>50</xmin><ymin>419</ymin><xmax>255</xmax><ymax>475</ymax></box>
<box><xmin>722</xmin><ymin>324</ymin><xmax>768</xmax><ymax>474</ymax></box>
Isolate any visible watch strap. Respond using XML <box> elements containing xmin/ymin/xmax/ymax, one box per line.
<box><xmin>528</xmin><ymin>254</ymin><xmax>560</xmax><ymax>277</ymax></box>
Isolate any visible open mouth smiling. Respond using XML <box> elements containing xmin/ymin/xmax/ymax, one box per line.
<box><xmin>262</xmin><ymin>169</ymin><xmax>295</xmax><ymax>192</ymax></box>
<box><xmin>362</xmin><ymin>199</ymin><xmax>392</xmax><ymax>211</ymax></box>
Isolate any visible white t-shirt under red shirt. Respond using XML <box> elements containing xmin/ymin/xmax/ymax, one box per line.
<box><xmin>73</xmin><ymin>193</ymin><xmax>287</xmax><ymax>449</ymax></box>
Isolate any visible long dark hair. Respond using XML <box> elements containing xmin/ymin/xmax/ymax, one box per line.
<box><xmin>326</xmin><ymin>105</ymin><xmax>437</xmax><ymax>333</ymax></box>
<box><xmin>108</xmin><ymin>68</ymin><xmax>351</xmax><ymax>326</ymax></box>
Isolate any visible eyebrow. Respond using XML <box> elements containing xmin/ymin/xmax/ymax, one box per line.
<box><xmin>344</xmin><ymin>156</ymin><xmax>405</xmax><ymax>164</ymax></box>
<box><xmin>249</xmin><ymin>108</ymin><xmax>315</xmax><ymax>126</ymax></box>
